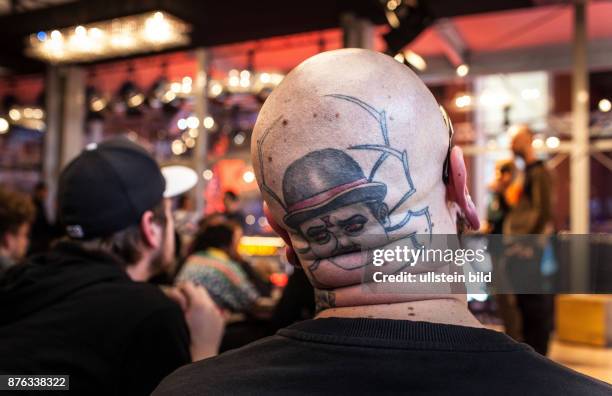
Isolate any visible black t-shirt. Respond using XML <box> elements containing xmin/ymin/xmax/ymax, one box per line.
<box><xmin>155</xmin><ymin>317</ymin><xmax>611</xmax><ymax>396</ymax></box>
<box><xmin>0</xmin><ymin>242</ymin><xmax>191</xmax><ymax>396</ymax></box>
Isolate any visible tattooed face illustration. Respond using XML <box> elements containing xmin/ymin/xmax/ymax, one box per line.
<box><xmin>255</xmin><ymin>93</ymin><xmax>435</xmax><ymax>289</ymax></box>
<box><xmin>299</xmin><ymin>201</ymin><xmax>388</xmax><ymax>260</ymax></box>
<box><xmin>278</xmin><ymin>148</ymin><xmax>391</xmax><ymax>275</ymax></box>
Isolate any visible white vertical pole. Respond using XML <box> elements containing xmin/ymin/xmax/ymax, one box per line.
<box><xmin>60</xmin><ymin>66</ymin><xmax>85</xmax><ymax>168</ymax></box>
<box><xmin>570</xmin><ymin>0</ymin><xmax>590</xmax><ymax>234</ymax></box>
<box><xmin>341</xmin><ymin>13</ymin><xmax>374</xmax><ymax>50</ymax></box>
<box><xmin>570</xmin><ymin>0</ymin><xmax>590</xmax><ymax>294</ymax></box>
<box><xmin>193</xmin><ymin>48</ymin><xmax>209</xmax><ymax>215</ymax></box>
<box><xmin>43</xmin><ymin>65</ymin><xmax>61</xmax><ymax>222</ymax></box>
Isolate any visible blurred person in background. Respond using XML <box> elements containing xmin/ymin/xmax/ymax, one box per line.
<box><xmin>173</xmin><ymin>194</ymin><xmax>200</xmax><ymax>259</ymax></box>
<box><xmin>505</xmin><ymin>125</ymin><xmax>555</xmax><ymax>355</ymax></box>
<box><xmin>155</xmin><ymin>49</ymin><xmax>609</xmax><ymax>395</ymax></box>
<box><xmin>221</xmin><ymin>190</ymin><xmax>245</xmax><ymax>226</ymax></box>
<box><xmin>177</xmin><ymin>220</ymin><xmax>277</xmax><ymax>350</ymax></box>
<box><xmin>485</xmin><ymin>160</ymin><xmax>522</xmax><ymax>342</ymax></box>
<box><xmin>178</xmin><ymin>221</ymin><xmax>260</xmax><ymax>314</ymax></box>
<box><xmin>0</xmin><ymin>187</ymin><xmax>35</xmax><ymax>271</ymax></box>
<box><xmin>0</xmin><ymin>138</ymin><xmax>224</xmax><ymax>396</ymax></box>
<box><xmin>486</xmin><ymin>160</ymin><xmax>517</xmax><ymax>235</ymax></box>
<box><xmin>191</xmin><ymin>212</ymin><xmax>274</xmax><ymax>297</ymax></box>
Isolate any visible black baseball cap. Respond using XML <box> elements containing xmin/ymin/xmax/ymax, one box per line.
<box><xmin>58</xmin><ymin>137</ymin><xmax>197</xmax><ymax>240</ymax></box>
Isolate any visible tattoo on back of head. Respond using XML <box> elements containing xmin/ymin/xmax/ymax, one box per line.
<box><xmin>257</xmin><ymin>94</ymin><xmax>433</xmax><ymax>288</ymax></box>
<box><xmin>314</xmin><ymin>289</ymin><xmax>336</xmax><ymax>312</ymax></box>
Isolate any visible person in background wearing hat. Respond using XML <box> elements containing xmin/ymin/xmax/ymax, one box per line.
<box><xmin>0</xmin><ymin>138</ymin><xmax>224</xmax><ymax>396</ymax></box>
<box><xmin>155</xmin><ymin>50</ymin><xmax>609</xmax><ymax>395</ymax></box>
<box><xmin>0</xmin><ymin>187</ymin><xmax>35</xmax><ymax>272</ymax></box>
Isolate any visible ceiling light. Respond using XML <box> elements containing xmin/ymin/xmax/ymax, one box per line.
<box><xmin>90</xmin><ymin>97</ymin><xmax>106</xmax><ymax>112</ymax></box>
<box><xmin>456</xmin><ymin>64</ymin><xmax>469</xmax><ymax>77</ymax></box>
<box><xmin>455</xmin><ymin>94</ymin><xmax>472</xmax><ymax>109</ymax></box>
<box><xmin>243</xmin><ymin>170</ymin><xmax>255</xmax><ymax>183</ymax></box>
<box><xmin>233</xmin><ymin>132</ymin><xmax>246</xmax><ymax>145</ymax></box>
<box><xmin>171</xmin><ymin>139</ymin><xmax>187</xmax><ymax>155</ymax></box>
<box><xmin>209</xmin><ymin>82</ymin><xmax>223</xmax><ymax>97</ymax></box>
<box><xmin>385</xmin><ymin>10</ymin><xmax>400</xmax><ymax>29</ymax></box>
<box><xmin>532</xmin><ymin>138</ymin><xmax>544</xmax><ymax>149</ymax></box>
<box><xmin>26</xmin><ymin>11</ymin><xmax>190</xmax><ymax>63</ymax></box>
<box><xmin>127</xmin><ymin>93</ymin><xmax>144</xmax><ymax>107</ymax></box>
<box><xmin>203</xmin><ymin>116</ymin><xmax>214</xmax><ymax>129</ymax></box>
<box><xmin>0</xmin><ymin>117</ymin><xmax>9</xmax><ymax>133</ymax></box>
<box><xmin>386</xmin><ymin>0</ymin><xmax>400</xmax><ymax>11</ymax></box>
<box><xmin>403</xmin><ymin>50</ymin><xmax>426</xmax><ymax>71</ymax></box>
<box><xmin>545</xmin><ymin>136</ymin><xmax>560</xmax><ymax>149</ymax></box>
<box><xmin>186</xmin><ymin>116</ymin><xmax>199</xmax><ymax>129</ymax></box>
<box><xmin>184</xmin><ymin>137</ymin><xmax>196</xmax><ymax>148</ymax></box>
<box><xmin>202</xmin><ymin>169</ymin><xmax>213</xmax><ymax>180</ymax></box>
<box><xmin>8</xmin><ymin>109</ymin><xmax>21</xmax><ymax>121</ymax></box>
<box><xmin>598</xmin><ymin>98</ymin><xmax>611</xmax><ymax>112</ymax></box>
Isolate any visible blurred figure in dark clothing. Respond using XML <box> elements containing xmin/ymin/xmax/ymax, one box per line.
<box><xmin>485</xmin><ymin>160</ymin><xmax>522</xmax><ymax>342</ymax></box>
<box><xmin>505</xmin><ymin>125</ymin><xmax>555</xmax><ymax>356</ymax></box>
<box><xmin>222</xmin><ymin>190</ymin><xmax>245</xmax><ymax>226</ymax></box>
<box><xmin>174</xmin><ymin>194</ymin><xmax>199</xmax><ymax>259</ymax></box>
<box><xmin>270</xmin><ymin>268</ymin><xmax>315</xmax><ymax>331</ymax></box>
<box><xmin>486</xmin><ymin>160</ymin><xmax>516</xmax><ymax>235</ymax></box>
<box><xmin>28</xmin><ymin>182</ymin><xmax>57</xmax><ymax>255</ymax></box>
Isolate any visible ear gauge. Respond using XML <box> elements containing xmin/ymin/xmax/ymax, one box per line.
<box><xmin>439</xmin><ymin>105</ymin><xmax>454</xmax><ymax>185</ymax></box>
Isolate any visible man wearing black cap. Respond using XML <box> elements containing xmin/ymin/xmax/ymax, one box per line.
<box><xmin>0</xmin><ymin>138</ymin><xmax>224</xmax><ymax>395</ymax></box>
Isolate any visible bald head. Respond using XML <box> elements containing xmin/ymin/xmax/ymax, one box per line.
<box><xmin>509</xmin><ymin>124</ymin><xmax>534</xmax><ymax>159</ymax></box>
<box><xmin>252</xmin><ymin>49</ymin><xmax>477</xmax><ymax>304</ymax></box>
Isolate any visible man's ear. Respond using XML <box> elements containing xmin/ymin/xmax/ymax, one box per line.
<box><xmin>140</xmin><ymin>210</ymin><xmax>161</xmax><ymax>249</ymax></box>
<box><xmin>447</xmin><ymin>146</ymin><xmax>480</xmax><ymax>230</ymax></box>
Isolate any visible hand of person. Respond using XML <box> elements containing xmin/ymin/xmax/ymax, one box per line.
<box><xmin>166</xmin><ymin>281</ymin><xmax>225</xmax><ymax>361</ymax></box>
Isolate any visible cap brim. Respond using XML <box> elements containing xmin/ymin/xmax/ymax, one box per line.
<box><xmin>161</xmin><ymin>165</ymin><xmax>198</xmax><ymax>198</ymax></box>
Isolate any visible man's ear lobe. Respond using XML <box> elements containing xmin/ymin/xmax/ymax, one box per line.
<box><xmin>447</xmin><ymin>146</ymin><xmax>480</xmax><ymax>230</ymax></box>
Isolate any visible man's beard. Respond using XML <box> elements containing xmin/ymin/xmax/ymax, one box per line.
<box><xmin>150</xmin><ymin>235</ymin><xmax>175</xmax><ymax>277</ymax></box>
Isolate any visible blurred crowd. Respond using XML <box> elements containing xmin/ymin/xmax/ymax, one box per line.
<box><xmin>0</xmin><ymin>138</ymin><xmax>315</xmax><ymax>395</ymax></box>
<box><xmin>0</xmin><ymin>180</ymin><xmax>316</xmax><ymax>348</ymax></box>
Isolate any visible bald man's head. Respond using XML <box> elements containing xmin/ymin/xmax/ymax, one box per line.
<box><xmin>252</xmin><ymin>49</ymin><xmax>477</xmax><ymax>303</ymax></box>
<box><xmin>509</xmin><ymin>124</ymin><xmax>534</xmax><ymax>159</ymax></box>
